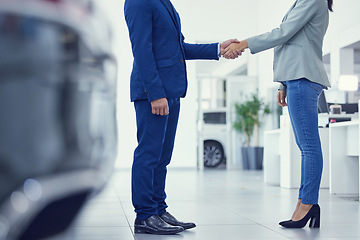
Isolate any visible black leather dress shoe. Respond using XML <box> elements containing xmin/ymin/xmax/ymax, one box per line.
<box><xmin>134</xmin><ymin>215</ymin><xmax>184</xmax><ymax>235</ymax></box>
<box><xmin>160</xmin><ymin>212</ymin><xmax>196</xmax><ymax>230</ymax></box>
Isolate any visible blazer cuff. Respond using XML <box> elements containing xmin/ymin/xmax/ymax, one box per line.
<box><xmin>246</xmin><ymin>36</ymin><xmax>260</xmax><ymax>54</ymax></box>
<box><xmin>278</xmin><ymin>82</ymin><xmax>287</xmax><ymax>91</ymax></box>
<box><xmin>146</xmin><ymin>89</ymin><xmax>167</xmax><ymax>102</ymax></box>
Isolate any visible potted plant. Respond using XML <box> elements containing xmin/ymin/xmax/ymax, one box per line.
<box><xmin>233</xmin><ymin>91</ymin><xmax>271</xmax><ymax>170</ymax></box>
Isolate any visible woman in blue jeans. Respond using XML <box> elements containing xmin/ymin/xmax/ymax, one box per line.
<box><xmin>223</xmin><ymin>0</ymin><xmax>333</xmax><ymax>228</ymax></box>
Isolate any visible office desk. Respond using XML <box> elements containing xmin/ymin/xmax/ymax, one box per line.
<box><xmin>263</xmin><ymin>129</ymin><xmax>281</xmax><ymax>185</ymax></box>
<box><xmin>329</xmin><ymin>120</ymin><xmax>359</xmax><ymax>196</ymax></box>
<box><xmin>264</xmin><ymin>109</ymin><xmax>359</xmax><ymax>190</ymax></box>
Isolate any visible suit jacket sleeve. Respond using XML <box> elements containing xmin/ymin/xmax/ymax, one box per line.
<box><xmin>181</xmin><ymin>34</ymin><xmax>219</xmax><ymax>60</ymax></box>
<box><xmin>124</xmin><ymin>0</ymin><xmax>166</xmax><ymax>102</ymax></box>
<box><xmin>247</xmin><ymin>0</ymin><xmax>321</xmax><ymax>54</ymax></box>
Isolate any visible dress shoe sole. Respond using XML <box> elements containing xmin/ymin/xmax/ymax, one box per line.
<box><xmin>182</xmin><ymin>224</ymin><xmax>196</xmax><ymax>230</ymax></box>
<box><xmin>161</xmin><ymin>221</ymin><xmax>196</xmax><ymax>230</ymax></box>
<box><xmin>134</xmin><ymin>226</ymin><xmax>184</xmax><ymax>235</ymax></box>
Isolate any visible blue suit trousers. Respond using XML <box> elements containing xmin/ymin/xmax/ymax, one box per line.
<box><xmin>132</xmin><ymin>98</ymin><xmax>180</xmax><ymax>220</ymax></box>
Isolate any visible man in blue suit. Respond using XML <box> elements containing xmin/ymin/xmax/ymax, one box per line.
<box><xmin>124</xmin><ymin>0</ymin><xmax>238</xmax><ymax>235</ymax></box>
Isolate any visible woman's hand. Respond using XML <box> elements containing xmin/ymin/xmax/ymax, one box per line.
<box><xmin>220</xmin><ymin>39</ymin><xmax>240</xmax><ymax>54</ymax></box>
<box><xmin>277</xmin><ymin>90</ymin><xmax>287</xmax><ymax>107</ymax></box>
<box><xmin>222</xmin><ymin>40</ymin><xmax>248</xmax><ymax>59</ymax></box>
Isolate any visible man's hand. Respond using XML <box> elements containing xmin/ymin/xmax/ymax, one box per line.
<box><xmin>151</xmin><ymin>98</ymin><xmax>169</xmax><ymax>116</ymax></box>
<box><xmin>277</xmin><ymin>90</ymin><xmax>287</xmax><ymax>107</ymax></box>
<box><xmin>222</xmin><ymin>40</ymin><xmax>248</xmax><ymax>59</ymax></box>
<box><xmin>220</xmin><ymin>39</ymin><xmax>240</xmax><ymax>58</ymax></box>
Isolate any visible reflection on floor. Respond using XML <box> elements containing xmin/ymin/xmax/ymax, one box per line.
<box><xmin>49</xmin><ymin>169</ymin><xmax>360</xmax><ymax>240</ymax></box>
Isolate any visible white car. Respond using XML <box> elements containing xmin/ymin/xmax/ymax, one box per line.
<box><xmin>202</xmin><ymin>109</ymin><xmax>227</xmax><ymax>167</ymax></box>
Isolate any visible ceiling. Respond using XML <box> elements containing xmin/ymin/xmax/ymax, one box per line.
<box><xmin>323</xmin><ymin>41</ymin><xmax>360</xmax><ymax>64</ymax></box>
<box><xmin>346</xmin><ymin>41</ymin><xmax>360</xmax><ymax>50</ymax></box>
<box><xmin>345</xmin><ymin>41</ymin><xmax>360</xmax><ymax>64</ymax></box>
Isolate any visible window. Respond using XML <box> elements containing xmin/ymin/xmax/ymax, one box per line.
<box><xmin>203</xmin><ymin>112</ymin><xmax>226</xmax><ymax>124</ymax></box>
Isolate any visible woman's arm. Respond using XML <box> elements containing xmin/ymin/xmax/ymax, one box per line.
<box><xmin>248</xmin><ymin>0</ymin><xmax>321</xmax><ymax>54</ymax></box>
<box><xmin>223</xmin><ymin>0</ymin><xmax>322</xmax><ymax>57</ymax></box>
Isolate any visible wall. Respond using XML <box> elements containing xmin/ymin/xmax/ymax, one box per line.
<box><xmin>251</xmin><ymin>0</ymin><xmax>292</xmax><ymax>145</ymax></box>
<box><xmin>326</xmin><ymin>0</ymin><xmax>360</xmax><ymax>103</ymax></box>
<box><xmin>170</xmin><ymin>0</ymin><xmax>261</xmax><ymax>168</ymax></box>
<box><xmin>325</xmin><ymin>0</ymin><xmax>360</xmax><ymax>53</ymax></box>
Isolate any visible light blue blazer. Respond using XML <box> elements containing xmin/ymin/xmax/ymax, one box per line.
<box><xmin>246</xmin><ymin>0</ymin><xmax>331</xmax><ymax>89</ymax></box>
<box><xmin>124</xmin><ymin>0</ymin><xmax>219</xmax><ymax>102</ymax></box>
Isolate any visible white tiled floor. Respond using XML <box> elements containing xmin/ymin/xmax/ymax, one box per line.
<box><xmin>52</xmin><ymin>169</ymin><xmax>360</xmax><ymax>240</ymax></box>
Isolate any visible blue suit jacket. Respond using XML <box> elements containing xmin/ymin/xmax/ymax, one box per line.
<box><xmin>124</xmin><ymin>0</ymin><xmax>219</xmax><ymax>102</ymax></box>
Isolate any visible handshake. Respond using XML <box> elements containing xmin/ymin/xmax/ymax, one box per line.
<box><xmin>220</xmin><ymin>39</ymin><xmax>248</xmax><ymax>59</ymax></box>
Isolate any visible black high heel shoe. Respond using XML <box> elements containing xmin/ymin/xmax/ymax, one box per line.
<box><xmin>279</xmin><ymin>204</ymin><xmax>320</xmax><ymax>228</ymax></box>
<box><xmin>279</xmin><ymin>220</ymin><xmax>291</xmax><ymax>225</ymax></box>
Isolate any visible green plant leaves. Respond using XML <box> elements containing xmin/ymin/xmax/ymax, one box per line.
<box><xmin>233</xmin><ymin>92</ymin><xmax>271</xmax><ymax>146</ymax></box>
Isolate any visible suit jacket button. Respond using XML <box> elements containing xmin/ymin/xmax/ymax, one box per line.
<box><xmin>180</xmin><ymin>59</ymin><xmax>184</xmax><ymax>63</ymax></box>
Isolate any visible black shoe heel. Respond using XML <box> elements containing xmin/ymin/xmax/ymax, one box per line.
<box><xmin>309</xmin><ymin>213</ymin><xmax>320</xmax><ymax>228</ymax></box>
<box><xmin>280</xmin><ymin>204</ymin><xmax>320</xmax><ymax>229</ymax></box>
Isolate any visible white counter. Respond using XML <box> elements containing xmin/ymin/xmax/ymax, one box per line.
<box><xmin>329</xmin><ymin>120</ymin><xmax>359</xmax><ymax>196</ymax></box>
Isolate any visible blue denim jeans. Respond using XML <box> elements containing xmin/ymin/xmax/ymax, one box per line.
<box><xmin>286</xmin><ymin>78</ymin><xmax>324</xmax><ymax>204</ymax></box>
